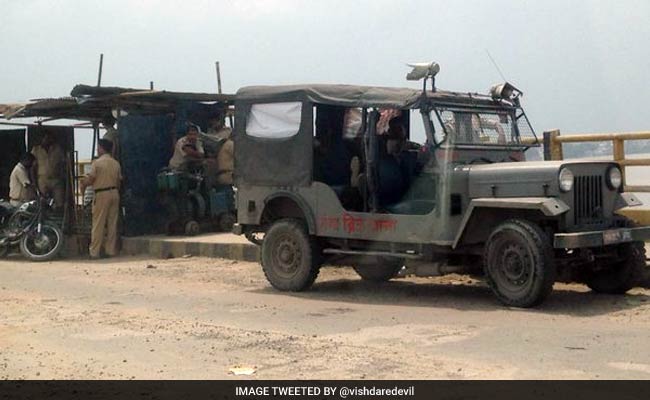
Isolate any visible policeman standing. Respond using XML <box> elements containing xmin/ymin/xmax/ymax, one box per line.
<box><xmin>80</xmin><ymin>139</ymin><xmax>122</xmax><ymax>259</ymax></box>
<box><xmin>31</xmin><ymin>132</ymin><xmax>65</xmax><ymax>209</ymax></box>
<box><xmin>216</xmin><ymin>131</ymin><xmax>234</xmax><ymax>185</ymax></box>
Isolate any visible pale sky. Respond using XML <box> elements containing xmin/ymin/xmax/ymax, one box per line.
<box><xmin>1</xmin><ymin>0</ymin><xmax>649</xmax><ymax>154</ymax></box>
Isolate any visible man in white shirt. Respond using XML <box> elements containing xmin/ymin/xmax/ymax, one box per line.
<box><xmin>9</xmin><ymin>153</ymin><xmax>36</xmax><ymax>207</ymax></box>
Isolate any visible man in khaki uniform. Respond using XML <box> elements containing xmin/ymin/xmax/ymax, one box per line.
<box><xmin>9</xmin><ymin>153</ymin><xmax>36</xmax><ymax>207</ymax></box>
<box><xmin>216</xmin><ymin>133</ymin><xmax>234</xmax><ymax>185</ymax></box>
<box><xmin>31</xmin><ymin>133</ymin><xmax>65</xmax><ymax>209</ymax></box>
<box><xmin>207</xmin><ymin>116</ymin><xmax>232</xmax><ymax>140</ymax></box>
<box><xmin>80</xmin><ymin>139</ymin><xmax>122</xmax><ymax>259</ymax></box>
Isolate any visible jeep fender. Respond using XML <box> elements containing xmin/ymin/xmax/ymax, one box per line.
<box><xmin>615</xmin><ymin>193</ymin><xmax>642</xmax><ymax>210</ymax></box>
<box><xmin>262</xmin><ymin>192</ymin><xmax>317</xmax><ymax>234</ymax></box>
<box><xmin>452</xmin><ymin>197</ymin><xmax>569</xmax><ymax>248</ymax></box>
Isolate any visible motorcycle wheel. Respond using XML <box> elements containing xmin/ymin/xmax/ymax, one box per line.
<box><xmin>20</xmin><ymin>224</ymin><xmax>64</xmax><ymax>262</ymax></box>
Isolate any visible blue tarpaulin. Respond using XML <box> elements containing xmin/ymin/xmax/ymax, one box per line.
<box><xmin>118</xmin><ymin>101</ymin><xmax>224</xmax><ymax>236</ymax></box>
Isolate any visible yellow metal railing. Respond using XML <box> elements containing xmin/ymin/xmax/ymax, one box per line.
<box><xmin>544</xmin><ymin>130</ymin><xmax>650</xmax><ymax>192</ymax></box>
<box><xmin>542</xmin><ymin>129</ymin><xmax>650</xmax><ymax>225</ymax></box>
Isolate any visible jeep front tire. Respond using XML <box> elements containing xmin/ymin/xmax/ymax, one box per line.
<box><xmin>484</xmin><ymin>219</ymin><xmax>556</xmax><ymax>308</ymax></box>
<box><xmin>261</xmin><ymin>219</ymin><xmax>320</xmax><ymax>291</ymax></box>
<box><xmin>586</xmin><ymin>241</ymin><xmax>646</xmax><ymax>294</ymax></box>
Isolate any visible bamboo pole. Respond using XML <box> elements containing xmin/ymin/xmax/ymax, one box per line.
<box><xmin>92</xmin><ymin>53</ymin><xmax>104</xmax><ymax>158</ymax></box>
<box><xmin>96</xmin><ymin>54</ymin><xmax>104</xmax><ymax>87</ymax></box>
<box><xmin>215</xmin><ymin>61</ymin><xmax>222</xmax><ymax>94</ymax></box>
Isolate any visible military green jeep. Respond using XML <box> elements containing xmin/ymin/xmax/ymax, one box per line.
<box><xmin>232</xmin><ymin>64</ymin><xmax>649</xmax><ymax>307</ymax></box>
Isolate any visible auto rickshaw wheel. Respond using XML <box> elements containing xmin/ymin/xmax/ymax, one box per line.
<box><xmin>484</xmin><ymin>219</ymin><xmax>556</xmax><ymax>308</ymax></box>
<box><xmin>184</xmin><ymin>220</ymin><xmax>200</xmax><ymax>236</ymax></box>
<box><xmin>261</xmin><ymin>219</ymin><xmax>320</xmax><ymax>291</ymax></box>
<box><xmin>218</xmin><ymin>212</ymin><xmax>236</xmax><ymax>232</ymax></box>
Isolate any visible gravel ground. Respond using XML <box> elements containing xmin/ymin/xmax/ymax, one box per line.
<box><xmin>1</xmin><ymin>255</ymin><xmax>650</xmax><ymax>379</ymax></box>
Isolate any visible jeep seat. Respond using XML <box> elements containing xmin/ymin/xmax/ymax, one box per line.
<box><xmin>385</xmin><ymin>172</ymin><xmax>437</xmax><ymax>215</ymax></box>
<box><xmin>377</xmin><ymin>155</ymin><xmax>407</xmax><ymax>207</ymax></box>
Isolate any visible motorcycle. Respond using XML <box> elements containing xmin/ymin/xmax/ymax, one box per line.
<box><xmin>0</xmin><ymin>194</ymin><xmax>64</xmax><ymax>261</ymax></box>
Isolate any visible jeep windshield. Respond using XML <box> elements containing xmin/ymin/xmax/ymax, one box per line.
<box><xmin>430</xmin><ymin>106</ymin><xmax>538</xmax><ymax>148</ymax></box>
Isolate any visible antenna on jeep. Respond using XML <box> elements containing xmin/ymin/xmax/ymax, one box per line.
<box><xmin>485</xmin><ymin>51</ymin><xmax>524</xmax><ymax>106</ymax></box>
<box><xmin>485</xmin><ymin>49</ymin><xmax>507</xmax><ymax>82</ymax></box>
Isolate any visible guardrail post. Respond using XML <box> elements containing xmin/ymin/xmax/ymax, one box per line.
<box><xmin>543</xmin><ymin>129</ymin><xmax>562</xmax><ymax>160</ymax></box>
<box><xmin>543</xmin><ymin>131</ymin><xmax>551</xmax><ymax>161</ymax></box>
<box><xmin>613</xmin><ymin>138</ymin><xmax>626</xmax><ymax>187</ymax></box>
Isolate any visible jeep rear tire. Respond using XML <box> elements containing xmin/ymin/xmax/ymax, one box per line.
<box><xmin>353</xmin><ymin>259</ymin><xmax>403</xmax><ymax>282</ymax></box>
<box><xmin>484</xmin><ymin>219</ymin><xmax>556</xmax><ymax>308</ymax></box>
<box><xmin>261</xmin><ymin>219</ymin><xmax>320</xmax><ymax>291</ymax></box>
<box><xmin>586</xmin><ymin>241</ymin><xmax>646</xmax><ymax>294</ymax></box>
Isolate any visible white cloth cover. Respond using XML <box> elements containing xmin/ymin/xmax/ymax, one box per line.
<box><xmin>246</xmin><ymin>102</ymin><xmax>302</xmax><ymax>139</ymax></box>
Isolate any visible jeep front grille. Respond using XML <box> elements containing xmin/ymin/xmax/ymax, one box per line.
<box><xmin>573</xmin><ymin>175</ymin><xmax>604</xmax><ymax>226</ymax></box>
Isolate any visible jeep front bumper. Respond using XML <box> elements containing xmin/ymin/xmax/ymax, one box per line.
<box><xmin>554</xmin><ymin>226</ymin><xmax>650</xmax><ymax>249</ymax></box>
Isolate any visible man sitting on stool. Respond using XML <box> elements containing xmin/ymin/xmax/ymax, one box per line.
<box><xmin>168</xmin><ymin>124</ymin><xmax>205</xmax><ymax>171</ymax></box>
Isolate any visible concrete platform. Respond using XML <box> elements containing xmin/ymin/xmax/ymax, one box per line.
<box><xmin>121</xmin><ymin>233</ymin><xmax>259</xmax><ymax>262</ymax></box>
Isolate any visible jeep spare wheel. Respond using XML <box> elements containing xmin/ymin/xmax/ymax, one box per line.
<box><xmin>353</xmin><ymin>258</ymin><xmax>403</xmax><ymax>282</ymax></box>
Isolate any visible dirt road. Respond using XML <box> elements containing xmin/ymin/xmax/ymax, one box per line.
<box><xmin>1</xmin><ymin>255</ymin><xmax>649</xmax><ymax>379</ymax></box>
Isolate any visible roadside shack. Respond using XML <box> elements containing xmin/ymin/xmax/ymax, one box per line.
<box><xmin>0</xmin><ymin>86</ymin><xmax>234</xmax><ymax>255</ymax></box>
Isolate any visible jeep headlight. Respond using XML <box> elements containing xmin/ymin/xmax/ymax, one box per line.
<box><xmin>607</xmin><ymin>166</ymin><xmax>622</xmax><ymax>190</ymax></box>
<box><xmin>558</xmin><ymin>168</ymin><xmax>574</xmax><ymax>192</ymax></box>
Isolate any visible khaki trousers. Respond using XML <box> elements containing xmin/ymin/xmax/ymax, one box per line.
<box><xmin>90</xmin><ymin>190</ymin><xmax>120</xmax><ymax>257</ymax></box>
